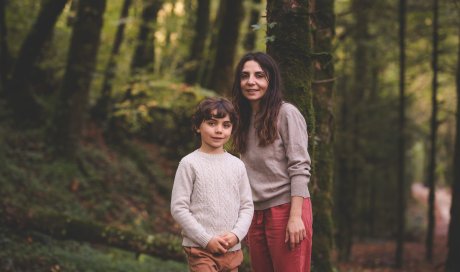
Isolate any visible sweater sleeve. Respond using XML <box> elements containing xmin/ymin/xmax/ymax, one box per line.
<box><xmin>230</xmin><ymin>163</ymin><xmax>254</xmax><ymax>242</ymax></box>
<box><xmin>170</xmin><ymin>160</ymin><xmax>213</xmax><ymax>248</ymax></box>
<box><xmin>279</xmin><ymin>104</ymin><xmax>312</xmax><ymax>197</ymax></box>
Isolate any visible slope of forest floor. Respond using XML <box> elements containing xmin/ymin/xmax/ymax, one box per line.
<box><xmin>337</xmin><ymin>183</ymin><xmax>450</xmax><ymax>272</ymax></box>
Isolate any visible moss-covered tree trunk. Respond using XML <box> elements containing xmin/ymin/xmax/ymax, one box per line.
<box><xmin>266</xmin><ymin>0</ymin><xmax>314</xmax><ymax>134</ymax></box>
<box><xmin>310</xmin><ymin>0</ymin><xmax>335</xmax><ymax>271</ymax></box>
<box><xmin>5</xmin><ymin>0</ymin><xmax>68</xmax><ymax>123</ymax></box>
<box><xmin>446</xmin><ymin>25</ymin><xmax>460</xmax><ymax>272</ymax></box>
<box><xmin>51</xmin><ymin>0</ymin><xmax>106</xmax><ymax>160</ymax></box>
<box><xmin>184</xmin><ymin>0</ymin><xmax>210</xmax><ymax>85</ymax></box>
<box><xmin>206</xmin><ymin>0</ymin><xmax>244</xmax><ymax>94</ymax></box>
<box><xmin>130</xmin><ymin>0</ymin><xmax>163</xmax><ymax>74</ymax></box>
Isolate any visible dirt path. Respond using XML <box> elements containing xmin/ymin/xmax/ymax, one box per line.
<box><xmin>337</xmin><ymin>183</ymin><xmax>451</xmax><ymax>272</ymax></box>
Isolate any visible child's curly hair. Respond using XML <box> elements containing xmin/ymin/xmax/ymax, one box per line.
<box><xmin>191</xmin><ymin>97</ymin><xmax>238</xmax><ymax>135</ymax></box>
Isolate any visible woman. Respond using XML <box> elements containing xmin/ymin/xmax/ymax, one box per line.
<box><xmin>232</xmin><ymin>52</ymin><xmax>313</xmax><ymax>272</ymax></box>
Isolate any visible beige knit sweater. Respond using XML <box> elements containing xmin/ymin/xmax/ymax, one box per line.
<box><xmin>241</xmin><ymin>102</ymin><xmax>312</xmax><ymax>210</ymax></box>
<box><xmin>170</xmin><ymin>150</ymin><xmax>254</xmax><ymax>251</ymax></box>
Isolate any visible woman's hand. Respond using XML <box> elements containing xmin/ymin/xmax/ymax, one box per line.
<box><xmin>205</xmin><ymin>236</ymin><xmax>228</xmax><ymax>254</ymax></box>
<box><xmin>285</xmin><ymin>196</ymin><xmax>306</xmax><ymax>250</ymax></box>
<box><xmin>285</xmin><ymin>216</ymin><xmax>306</xmax><ymax>250</ymax></box>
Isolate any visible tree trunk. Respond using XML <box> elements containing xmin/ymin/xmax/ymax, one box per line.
<box><xmin>130</xmin><ymin>0</ymin><xmax>163</xmax><ymax>74</ymax></box>
<box><xmin>184</xmin><ymin>0</ymin><xmax>210</xmax><ymax>85</ymax></box>
<box><xmin>243</xmin><ymin>0</ymin><xmax>262</xmax><ymax>51</ymax></box>
<box><xmin>94</xmin><ymin>0</ymin><xmax>132</xmax><ymax>122</ymax></box>
<box><xmin>446</xmin><ymin>24</ymin><xmax>460</xmax><ymax>272</ymax></box>
<box><xmin>310</xmin><ymin>0</ymin><xmax>335</xmax><ymax>271</ymax></box>
<box><xmin>51</xmin><ymin>0</ymin><xmax>106</xmax><ymax>160</ymax></box>
<box><xmin>336</xmin><ymin>0</ymin><xmax>372</xmax><ymax>261</ymax></box>
<box><xmin>5</xmin><ymin>0</ymin><xmax>68</xmax><ymax>123</ymax></box>
<box><xmin>205</xmin><ymin>0</ymin><xmax>244</xmax><ymax>94</ymax></box>
<box><xmin>395</xmin><ymin>0</ymin><xmax>407</xmax><ymax>267</ymax></box>
<box><xmin>200</xmin><ymin>0</ymin><xmax>225</xmax><ymax>87</ymax></box>
<box><xmin>426</xmin><ymin>0</ymin><xmax>439</xmax><ymax>261</ymax></box>
<box><xmin>3</xmin><ymin>209</ymin><xmax>185</xmax><ymax>262</ymax></box>
<box><xmin>0</xmin><ymin>0</ymin><xmax>9</xmax><ymax>93</ymax></box>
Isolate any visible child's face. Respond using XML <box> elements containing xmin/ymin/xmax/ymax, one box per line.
<box><xmin>197</xmin><ymin>110</ymin><xmax>233</xmax><ymax>154</ymax></box>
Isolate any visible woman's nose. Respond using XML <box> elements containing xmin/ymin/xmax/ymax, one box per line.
<box><xmin>247</xmin><ymin>75</ymin><xmax>255</xmax><ymax>84</ymax></box>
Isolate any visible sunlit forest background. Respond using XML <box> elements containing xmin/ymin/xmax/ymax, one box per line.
<box><xmin>0</xmin><ymin>0</ymin><xmax>459</xmax><ymax>271</ymax></box>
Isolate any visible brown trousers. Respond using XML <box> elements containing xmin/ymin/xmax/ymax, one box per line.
<box><xmin>183</xmin><ymin>247</ymin><xmax>243</xmax><ymax>272</ymax></box>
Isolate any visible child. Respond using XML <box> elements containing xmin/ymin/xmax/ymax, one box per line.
<box><xmin>170</xmin><ymin>97</ymin><xmax>254</xmax><ymax>272</ymax></box>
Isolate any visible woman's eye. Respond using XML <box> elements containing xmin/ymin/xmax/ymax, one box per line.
<box><xmin>256</xmin><ymin>72</ymin><xmax>266</xmax><ymax>78</ymax></box>
<box><xmin>241</xmin><ymin>73</ymin><xmax>249</xmax><ymax>79</ymax></box>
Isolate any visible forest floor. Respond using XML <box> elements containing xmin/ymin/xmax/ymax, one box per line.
<box><xmin>337</xmin><ymin>183</ymin><xmax>451</xmax><ymax>272</ymax></box>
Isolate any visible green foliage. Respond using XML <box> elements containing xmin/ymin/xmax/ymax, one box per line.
<box><xmin>0</xmin><ymin>228</ymin><xmax>187</xmax><ymax>272</ymax></box>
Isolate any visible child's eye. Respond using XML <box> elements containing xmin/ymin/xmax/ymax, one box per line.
<box><xmin>207</xmin><ymin>121</ymin><xmax>216</xmax><ymax>126</ymax></box>
<box><xmin>224</xmin><ymin>123</ymin><xmax>232</xmax><ymax>128</ymax></box>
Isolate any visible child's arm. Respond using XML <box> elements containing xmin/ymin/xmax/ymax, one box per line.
<box><xmin>170</xmin><ymin>161</ymin><xmax>213</xmax><ymax>248</ymax></box>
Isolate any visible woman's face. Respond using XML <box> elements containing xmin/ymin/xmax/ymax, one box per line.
<box><xmin>240</xmin><ymin>60</ymin><xmax>269</xmax><ymax>110</ymax></box>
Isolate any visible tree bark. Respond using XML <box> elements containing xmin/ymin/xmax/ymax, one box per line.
<box><xmin>130</xmin><ymin>0</ymin><xmax>163</xmax><ymax>74</ymax></box>
<box><xmin>446</xmin><ymin>24</ymin><xmax>460</xmax><ymax>272</ymax></box>
<box><xmin>94</xmin><ymin>0</ymin><xmax>133</xmax><ymax>122</ymax></box>
<box><xmin>243</xmin><ymin>0</ymin><xmax>262</xmax><ymax>51</ymax></box>
<box><xmin>2</xmin><ymin>209</ymin><xmax>185</xmax><ymax>262</ymax></box>
<box><xmin>184</xmin><ymin>0</ymin><xmax>210</xmax><ymax>85</ymax></box>
<box><xmin>426</xmin><ymin>0</ymin><xmax>439</xmax><ymax>261</ymax></box>
<box><xmin>310</xmin><ymin>0</ymin><xmax>335</xmax><ymax>270</ymax></box>
<box><xmin>205</xmin><ymin>0</ymin><xmax>244</xmax><ymax>94</ymax></box>
<box><xmin>5</xmin><ymin>0</ymin><xmax>68</xmax><ymax>123</ymax></box>
<box><xmin>51</xmin><ymin>0</ymin><xmax>107</xmax><ymax>160</ymax></box>
<box><xmin>395</xmin><ymin>0</ymin><xmax>407</xmax><ymax>267</ymax></box>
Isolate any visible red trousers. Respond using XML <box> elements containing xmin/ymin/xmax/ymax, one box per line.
<box><xmin>247</xmin><ymin>198</ymin><xmax>313</xmax><ymax>272</ymax></box>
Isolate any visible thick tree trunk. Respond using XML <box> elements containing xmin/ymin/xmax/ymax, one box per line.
<box><xmin>426</xmin><ymin>0</ymin><xmax>439</xmax><ymax>261</ymax></box>
<box><xmin>51</xmin><ymin>0</ymin><xmax>106</xmax><ymax>160</ymax></box>
<box><xmin>206</xmin><ymin>0</ymin><xmax>244</xmax><ymax>94</ymax></box>
<box><xmin>131</xmin><ymin>0</ymin><xmax>163</xmax><ymax>74</ymax></box>
<box><xmin>266</xmin><ymin>0</ymin><xmax>314</xmax><ymax>132</ymax></box>
<box><xmin>5</xmin><ymin>0</ymin><xmax>68</xmax><ymax>123</ymax></box>
<box><xmin>310</xmin><ymin>0</ymin><xmax>335</xmax><ymax>271</ymax></box>
<box><xmin>446</xmin><ymin>25</ymin><xmax>460</xmax><ymax>272</ymax></box>
<box><xmin>184</xmin><ymin>0</ymin><xmax>210</xmax><ymax>85</ymax></box>
<box><xmin>3</xmin><ymin>209</ymin><xmax>185</xmax><ymax>262</ymax></box>
<box><xmin>395</xmin><ymin>0</ymin><xmax>407</xmax><ymax>267</ymax></box>
<box><xmin>94</xmin><ymin>0</ymin><xmax>132</xmax><ymax>122</ymax></box>
<box><xmin>243</xmin><ymin>0</ymin><xmax>262</xmax><ymax>51</ymax></box>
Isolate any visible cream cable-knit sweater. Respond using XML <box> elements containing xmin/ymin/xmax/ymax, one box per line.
<box><xmin>170</xmin><ymin>150</ymin><xmax>254</xmax><ymax>251</ymax></box>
